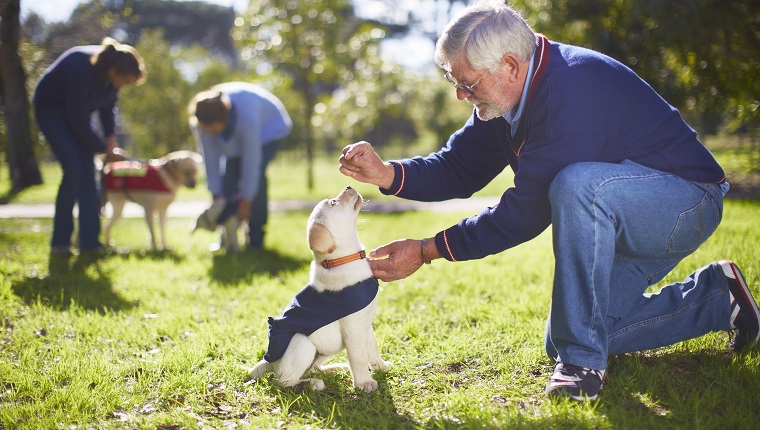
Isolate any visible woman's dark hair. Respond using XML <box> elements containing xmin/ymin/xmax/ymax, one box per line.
<box><xmin>90</xmin><ymin>37</ymin><xmax>146</xmax><ymax>84</ymax></box>
<box><xmin>188</xmin><ymin>90</ymin><xmax>230</xmax><ymax>126</ymax></box>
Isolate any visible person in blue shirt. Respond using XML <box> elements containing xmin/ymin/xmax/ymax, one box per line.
<box><xmin>189</xmin><ymin>83</ymin><xmax>292</xmax><ymax>250</ymax></box>
<box><xmin>339</xmin><ymin>0</ymin><xmax>759</xmax><ymax>401</ymax></box>
<box><xmin>33</xmin><ymin>37</ymin><xmax>145</xmax><ymax>258</ymax></box>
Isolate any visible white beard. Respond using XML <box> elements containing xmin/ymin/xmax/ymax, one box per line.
<box><xmin>473</xmin><ymin>100</ymin><xmax>508</xmax><ymax>121</ymax></box>
<box><xmin>468</xmin><ymin>77</ymin><xmax>518</xmax><ymax>121</ymax></box>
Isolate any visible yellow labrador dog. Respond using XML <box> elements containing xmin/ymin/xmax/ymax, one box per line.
<box><xmin>103</xmin><ymin>150</ymin><xmax>203</xmax><ymax>250</ymax></box>
<box><xmin>248</xmin><ymin>186</ymin><xmax>389</xmax><ymax>392</ymax></box>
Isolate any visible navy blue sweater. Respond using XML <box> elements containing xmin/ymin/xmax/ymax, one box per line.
<box><xmin>33</xmin><ymin>46</ymin><xmax>118</xmax><ymax>153</ymax></box>
<box><xmin>264</xmin><ymin>277</ymin><xmax>379</xmax><ymax>363</ymax></box>
<box><xmin>381</xmin><ymin>38</ymin><xmax>725</xmax><ymax>262</ymax></box>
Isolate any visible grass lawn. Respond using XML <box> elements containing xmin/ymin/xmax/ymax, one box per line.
<box><xmin>1</xmin><ymin>195</ymin><xmax>759</xmax><ymax>428</ymax></box>
<box><xmin>0</xmin><ymin>151</ymin><xmax>514</xmax><ymax>205</ymax></box>
<box><xmin>1</xmin><ymin>139</ymin><xmax>759</xmax><ymax>428</ymax></box>
<box><xmin>0</xmin><ymin>152</ymin><xmax>513</xmax><ymax>204</ymax></box>
<box><xmin>1</xmin><ymin>133</ymin><xmax>755</xmax><ymax>205</ymax></box>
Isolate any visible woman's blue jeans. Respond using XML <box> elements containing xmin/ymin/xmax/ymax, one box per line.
<box><xmin>545</xmin><ymin>160</ymin><xmax>732</xmax><ymax>370</ymax></box>
<box><xmin>35</xmin><ymin>107</ymin><xmax>102</xmax><ymax>251</ymax></box>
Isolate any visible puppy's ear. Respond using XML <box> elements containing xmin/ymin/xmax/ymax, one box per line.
<box><xmin>164</xmin><ymin>158</ymin><xmax>178</xmax><ymax>172</ymax></box>
<box><xmin>308</xmin><ymin>222</ymin><xmax>336</xmax><ymax>254</ymax></box>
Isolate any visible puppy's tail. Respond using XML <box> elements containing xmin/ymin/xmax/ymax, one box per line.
<box><xmin>247</xmin><ymin>360</ymin><xmax>272</xmax><ymax>380</ymax></box>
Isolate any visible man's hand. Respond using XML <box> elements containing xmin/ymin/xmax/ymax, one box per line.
<box><xmin>368</xmin><ymin>239</ymin><xmax>425</xmax><ymax>282</ymax></box>
<box><xmin>339</xmin><ymin>141</ymin><xmax>395</xmax><ymax>189</ymax></box>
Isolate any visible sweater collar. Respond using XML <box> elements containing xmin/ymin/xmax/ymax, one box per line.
<box><xmin>503</xmin><ymin>34</ymin><xmax>550</xmax><ymax>131</ymax></box>
<box><xmin>509</xmin><ymin>34</ymin><xmax>551</xmax><ymax>156</ymax></box>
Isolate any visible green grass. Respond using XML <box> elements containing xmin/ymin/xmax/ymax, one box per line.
<box><xmin>1</xmin><ymin>198</ymin><xmax>759</xmax><ymax>429</ymax></box>
<box><xmin>0</xmin><ymin>150</ymin><xmax>515</xmax><ymax>205</ymax></box>
<box><xmin>2</xmin><ymin>134</ymin><xmax>755</xmax><ymax>205</ymax></box>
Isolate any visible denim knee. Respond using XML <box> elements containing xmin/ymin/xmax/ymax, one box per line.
<box><xmin>548</xmin><ymin>162</ymin><xmax>598</xmax><ymax>208</ymax></box>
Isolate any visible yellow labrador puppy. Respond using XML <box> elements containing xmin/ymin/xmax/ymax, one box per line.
<box><xmin>103</xmin><ymin>150</ymin><xmax>203</xmax><ymax>250</ymax></box>
<box><xmin>248</xmin><ymin>186</ymin><xmax>389</xmax><ymax>392</ymax></box>
<box><xmin>192</xmin><ymin>197</ymin><xmax>242</xmax><ymax>252</ymax></box>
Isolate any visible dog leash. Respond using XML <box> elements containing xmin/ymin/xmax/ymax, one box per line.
<box><xmin>321</xmin><ymin>250</ymin><xmax>367</xmax><ymax>269</ymax></box>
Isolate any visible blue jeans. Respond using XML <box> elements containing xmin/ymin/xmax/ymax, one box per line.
<box><xmin>35</xmin><ymin>107</ymin><xmax>102</xmax><ymax>251</ymax></box>
<box><xmin>221</xmin><ymin>139</ymin><xmax>282</xmax><ymax>247</ymax></box>
<box><xmin>545</xmin><ymin>160</ymin><xmax>731</xmax><ymax>370</ymax></box>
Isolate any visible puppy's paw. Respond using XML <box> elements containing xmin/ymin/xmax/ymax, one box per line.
<box><xmin>246</xmin><ymin>361</ymin><xmax>270</xmax><ymax>380</ymax></box>
<box><xmin>370</xmin><ymin>360</ymin><xmax>391</xmax><ymax>372</ymax></box>
<box><xmin>354</xmin><ymin>379</ymin><xmax>379</xmax><ymax>393</ymax></box>
<box><xmin>308</xmin><ymin>378</ymin><xmax>325</xmax><ymax>391</ymax></box>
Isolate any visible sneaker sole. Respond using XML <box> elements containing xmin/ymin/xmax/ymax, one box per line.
<box><xmin>546</xmin><ymin>386</ymin><xmax>602</xmax><ymax>402</ymax></box>
<box><xmin>723</xmin><ymin>261</ymin><xmax>760</xmax><ymax>348</ymax></box>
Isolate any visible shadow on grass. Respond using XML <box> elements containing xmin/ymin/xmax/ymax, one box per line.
<box><xmin>11</xmin><ymin>254</ymin><xmax>138</xmax><ymax>313</ymax></box>
<box><xmin>106</xmin><ymin>247</ymin><xmax>186</xmax><ymax>263</ymax></box>
<box><xmin>209</xmin><ymin>249</ymin><xmax>305</xmax><ymax>286</ymax></box>
<box><xmin>598</xmin><ymin>349</ymin><xmax>760</xmax><ymax>427</ymax></box>
<box><xmin>259</xmin><ymin>371</ymin><xmax>420</xmax><ymax>429</ymax></box>
<box><xmin>0</xmin><ymin>189</ymin><xmax>19</xmax><ymax>205</ymax></box>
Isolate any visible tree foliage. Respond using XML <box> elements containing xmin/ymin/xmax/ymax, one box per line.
<box><xmin>13</xmin><ymin>0</ymin><xmax>760</xmax><ymax>185</ymax></box>
<box><xmin>518</xmin><ymin>0</ymin><xmax>760</xmax><ymax>135</ymax></box>
<box><xmin>122</xmin><ymin>0</ymin><xmax>237</xmax><ymax>61</ymax></box>
<box><xmin>233</xmin><ymin>0</ymin><xmax>389</xmax><ymax>189</ymax></box>
<box><xmin>366</xmin><ymin>0</ymin><xmax>759</xmax><ymax>137</ymax></box>
<box><xmin>117</xmin><ymin>29</ymin><xmax>193</xmax><ymax>158</ymax></box>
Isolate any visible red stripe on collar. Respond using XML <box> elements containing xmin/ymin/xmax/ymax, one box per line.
<box><xmin>527</xmin><ymin>34</ymin><xmax>550</xmax><ymax>102</ymax></box>
<box><xmin>511</xmin><ymin>34</ymin><xmax>551</xmax><ymax>157</ymax></box>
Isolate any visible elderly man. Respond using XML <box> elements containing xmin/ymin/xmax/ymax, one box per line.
<box><xmin>339</xmin><ymin>0</ymin><xmax>759</xmax><ymax>401</ymax></box>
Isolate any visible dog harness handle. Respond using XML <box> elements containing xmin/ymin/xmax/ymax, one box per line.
<box><xmin>321</xmin><ymin>250</ymin><xmax>366</xmax><ymax>269</ymax></box>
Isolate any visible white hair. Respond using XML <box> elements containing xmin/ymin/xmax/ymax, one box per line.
<box><xmin>434</xmin><ymin>0</ymin><xmax>536</xmax><ymax>72</ymax></box>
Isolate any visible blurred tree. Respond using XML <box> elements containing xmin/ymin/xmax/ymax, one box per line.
<box><xmin>39</xmin><ymin>0</ymin><xmax>115</xmax><ymax>59</ymax></box>
<box><xmin>518</xmin><ymin>0</ymin><xmax>759</xmax><ymax>136</ymax></box>
<box><xmin>234</xmin><ymin>0</ymin><xmax>387</xmax><ymax>191</ymax></box>
<box><xmin>313</xmin><ymin>56</ymin><xmax>414</xmax><ymax>150</ymax></box>
<box><xmin>125</xmin><ymin>0</ymin><xmax>237</xmax><ymax>63</ymax></box>
<box><xmin>19</xmin><ymin>11</ymin><xmax>45</xmax><ymax>43</ymax></box>
<box><xmin>117</xmin><ymin>29</ymin><xmax>193</xmax><ymax>158</ymax></box>
<box><xmin>357</xmin><ymin>0</ymin><xmax>467</xmax><ymax>44</ymax></box>
<box><xmin>38</xmin><ymin>0</ymin><xmax>236</xmax><ymax>61</ymax></box>
<box><xmin>369</xmin><ymin>0</ymin><xmax>758</xmax><ymax>140</ymax></box>
<box><xmin>1</xmin><ymin>0</ymin><xmax>42</xmax><ymax>192</ymax></box>
<box><xmin>27</xmin><ymin>0</ymin><xmax>243</xmax><ymax>160</ymax></box>
<box><xmin>349</xmin><ymin>0</ymin><xmax>474</xmax><ymax>152</ymax></box>
<box><xmin>314</xmin><ymin>59</ymin><xmax>470</xmax><ymax>156</ymax></box>
<box><xmin>418</xmin><ymin>80</ymin><xmax>474</xmax><ymax>152</ymax></box>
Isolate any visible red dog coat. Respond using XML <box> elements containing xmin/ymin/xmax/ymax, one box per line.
<box><xmin>104</xmin><ymin>161</ymin><xmax>170</xmax><ymax>193</ymax></box>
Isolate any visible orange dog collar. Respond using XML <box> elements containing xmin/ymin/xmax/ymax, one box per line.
<box><xmin>321</xmin><ymin>250</ymin><xmax>367</xmax><ymax>269</ymax></box>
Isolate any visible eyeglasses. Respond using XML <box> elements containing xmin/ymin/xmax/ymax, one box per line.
<box><xmin>444</xmin><ymin>70</ymin><xmax>487</xmax><ymax>95</ymax></box>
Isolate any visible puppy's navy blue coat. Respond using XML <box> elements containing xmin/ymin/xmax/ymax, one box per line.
<box><xmin>264</xmin><ymin>277</ymin><xmax>379</xmax><ymax>363</ymax></box>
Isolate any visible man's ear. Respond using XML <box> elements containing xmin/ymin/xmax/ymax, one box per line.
<box><xmin>502</xmin><ymin>53</ymin><xmax>520</xmax><ymax>82</ymax></box>
<box><xmin>308</xmin><ymin>222</ymin><xmax>337</xmax><ymax>254</ymax></box>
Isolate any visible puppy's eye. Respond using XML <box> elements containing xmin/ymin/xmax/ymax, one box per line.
<box><xmin>329</xmin><ymin>199</ymin><xmax>338</xmax><ymax>206</ymax></box>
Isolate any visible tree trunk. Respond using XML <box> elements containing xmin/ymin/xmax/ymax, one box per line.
<box><xmin>0</xmin><ymin>0</ymin><xmax>43</xmax><ymax>192</ymax></box>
